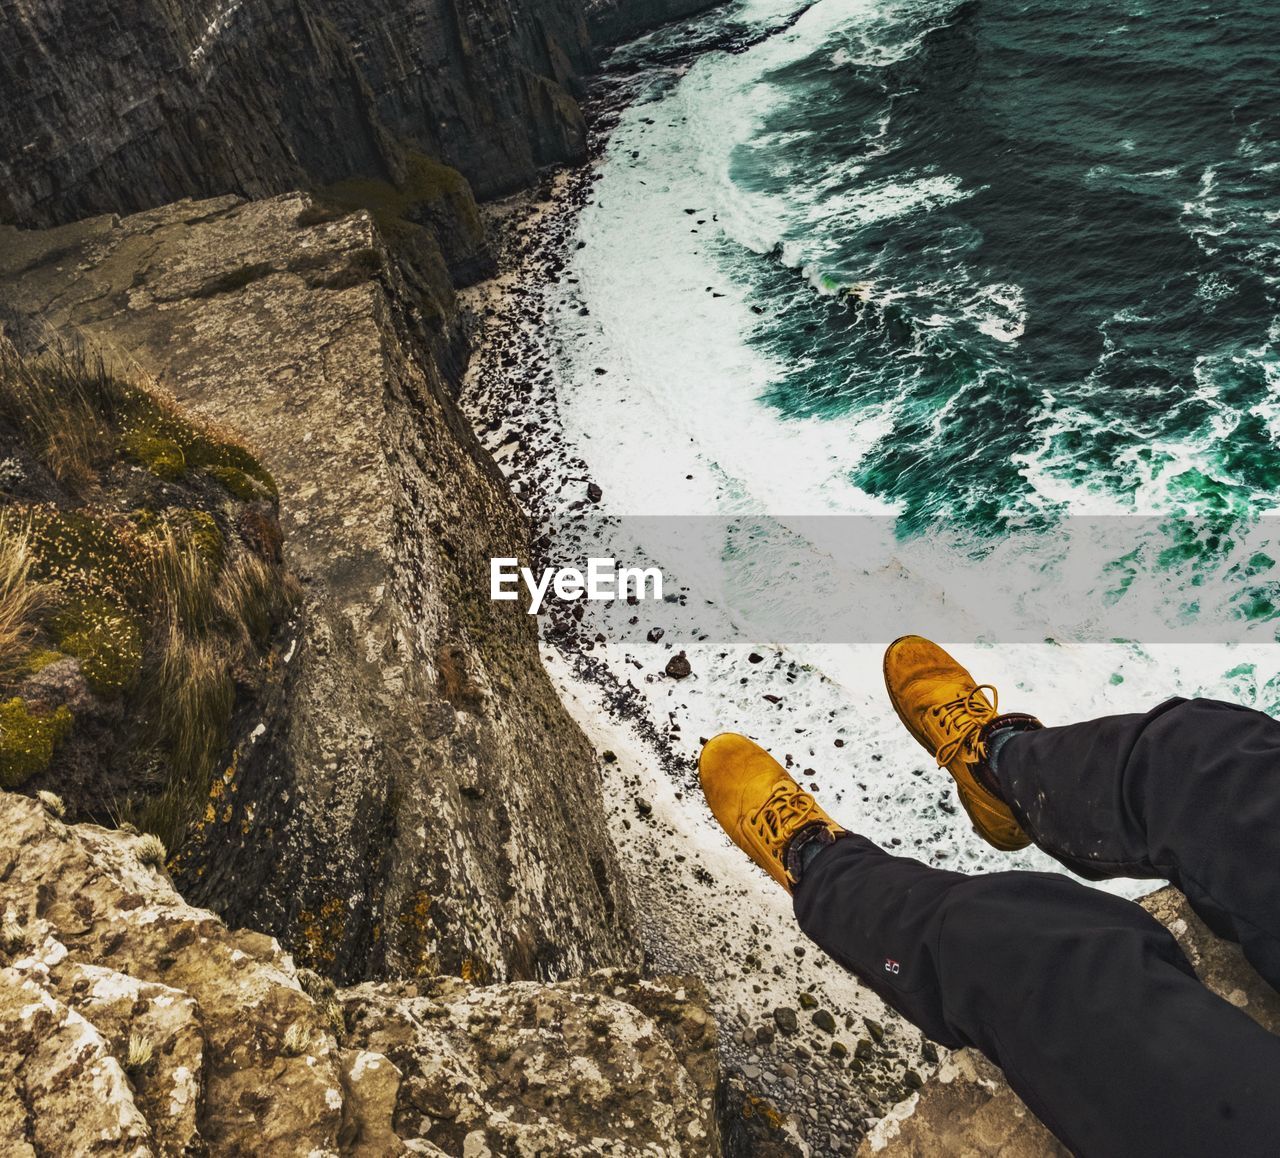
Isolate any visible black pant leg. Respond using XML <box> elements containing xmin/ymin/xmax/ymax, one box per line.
<box><xmin>794</xmin><ymin>836</ymin><xmax>1280</xmax><ymax>1158</ymax></box>
<box><xmin>995</xmin><ymin>697</ymin><xmax>1280</xmax><ymax>988</ymax></box>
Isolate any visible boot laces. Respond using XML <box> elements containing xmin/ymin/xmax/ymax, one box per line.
<box><xmin>749</xmin><ymin>782</ymin><xmax>825</xmax><ymax>864</ymax></box>
<box><xmin>932</xmin><ymin>685</ymin><xmax>999</xmax><ymax>768</ymax></box>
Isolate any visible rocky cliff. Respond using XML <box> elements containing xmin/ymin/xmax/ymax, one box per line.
<box><xmin>0</xmin><ymin>790</ymin><xmax>720</xmax><ymax>1155</ymax></box>
<box><xmin>0</xmin><ymin>193</ymin><xmax>636</xmax><ymax>985</ymax></box>
<box><xmin>314</xmin><ymin>0</ymin><xmax>594</xmax><ymax>200</ymax></box>
<box><xmin>0</xmin><ymin>0</ymin><xmax>587</xmax><ymax>229</ymax></box>
<box><xmin>0</xmin><ymin>0</ymin><xmax>721</xmax><ymax>236</ymax></box>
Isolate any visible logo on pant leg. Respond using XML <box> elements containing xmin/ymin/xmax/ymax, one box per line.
<box><xmin>884</xmin><ymin>958</ymin><xmax>900</xmax><ymax>974</ymax></box>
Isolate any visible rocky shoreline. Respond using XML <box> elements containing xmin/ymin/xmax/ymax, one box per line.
<box><xmin>460</xmin><ymin>115</ymin><xmax>691</xmax><ymax>780</ymax></box>
<box><xmin>457</xmin><ymin>63</ymin><xmax>935</xmax><ymax>1156</ymax></box>
<box><xmin>458</xmin><ymin>140</ymin><xmax>1280</xmax><ymax>1153</ymax></box>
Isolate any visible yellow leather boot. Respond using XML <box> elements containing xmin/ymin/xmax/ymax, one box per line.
<box><xmin>883</xmin><ymin>635</ymin><xmax>1040</xmax><ymax>851</ymax></box>
<box><xmin>699</xmin><ymin>733</ymin><xmax>847</xmax><ymax>892</ymax></box>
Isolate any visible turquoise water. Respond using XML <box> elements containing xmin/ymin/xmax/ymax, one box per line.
<box><xmin>736</xmin><ymin>0</ymin><xmax>1280</xmax><ymax>528</ymax></box>
<box><xmin>536</xmin><ymin>0</ymin><xmax>1280</xmax><ymax>878</ymax></box>
<box><xmin>568</xmin><ymin>0</ymin><xmax>1280</xmax><ymax>611</ymax></box>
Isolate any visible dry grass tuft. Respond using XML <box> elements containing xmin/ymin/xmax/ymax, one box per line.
<box><xmin>0</xmin><ymin>341</ymin><xmax>118</xmax><ymax>490</ymax></box>
<box><xmin>135</xmin><ymin>832</ymin><xmax>168</xmax><ymax>868</ymax></box>
<box><xmin>0</xmin><ymin>514</ymin><xmax>47</xmax><ymax>680</ymax></box>
<box><xmin>0</xmin><ymin>339</ymin><xmax>277</xmax><ymax>499</ymax></box>
<box><xmin>296</xmin><ymin>967</ymin><xmax>336</xmax><ymax>1001</ymax></box>
<box><xmin>155</xmin><ymin>624</ymin><xmax>234</xmax><ymax>783</ymax></box>
<box><xmin>0</xmin><ymin>340</ymin><xmax>296</xmax><ymax>850</ymax></box>
<box><xmin>36</xmin><ymin>789</ymin><xmax>65</xmax><ymax>818</ymax></box>
<box><xmin>281</xmin><ymin>1021</ymin><xmax>313</xmax><ymax>1058</ymax></box>
<box><xmin>125</xmin><ymin>1032</ymin><xmax>154</xmax><ymax>1074</ymax></box>
<box><xmin>214</xmin><ymin>551</ymin><xmax>299</xmax><ymax>650</ymax></box>
<box><xmin>146</xmin><ymin>526</ymin><xmax>217</xmax><ymax>634</ymax></box>
<box><xmin>321</xmin><ymin>999</ymin><xmax>345</xmax><ymax>1039</ymax></box>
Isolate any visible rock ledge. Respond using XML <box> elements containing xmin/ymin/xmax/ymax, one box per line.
<box><xmin>0</xmin><ymin>791</ymin><xmax>720</xmax><ymax>1155</ymax></box>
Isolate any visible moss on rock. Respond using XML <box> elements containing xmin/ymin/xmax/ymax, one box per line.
<box><xmin>207</xmin><ymin>465</ymin><xmax>268</xmax><ymax>501</ymax></box>
<box><xmin>50</xmin><ymin>595</ymin><xmax>145</xmax><ymax>694</ymax></box>
<box><xmin>26</xmin><ymin>507</ymin><xmax>149</xmax><ymax>604</ymax></box>
<box><xmin>19</xmin><ymin>648</ymin><xmax>64</xmax><ymax>675</ymax></box>
<box><xmin>312</xmin><ymin>151</ymin><xmax>482</xmax><ymax>248</ymax></box>
<box><xmin>0</xmin><ymin>697</ymin><xmax>73</xmax><ymax>787</ymax></box>
<box><xmin>122</xmin><ymin>427</ymin><xmax>187</xmax><ymax>479</ymax></box>
<box><xmin>0</xmin><ymin>344</ymin><xmax>293</xmax><ymax>849</ymax></box>
<box><xmin>118</xmin><ymin>393</ymin><xmax>279</xmax><ymax>498</ymax></box>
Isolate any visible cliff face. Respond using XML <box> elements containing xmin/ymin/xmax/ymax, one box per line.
<box><xmin>315</xmin><ymin>0</ymin><xmax>593</xmax><ymax>199</ymax></box>
<box><xmin>0</xmin><ymin>0</ymin><xmax>399</xmax><ymax>228</ymax></box>
<box><xmin>0</xmin><ymin>193</ymin><xmax>635</xmax><ymax>985</ymax></box>
<box><xmin>0</xmin><ymin>791</ymin><xmax>720</xmax><ymax>1155</ymax></box>
<box><xmin>0</xmin><ymin>0</ymin><xmax>727</xmax><ymax>1005</ymax></box>
<box><xmin>0</xmin><ymin>0</ymin><xmax>712</xmax><ymax>234</ymax></box>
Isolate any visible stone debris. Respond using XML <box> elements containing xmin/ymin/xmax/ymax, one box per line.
<box><xmin>773</xmin><ymin>1007</ymin><xmax>799</xmax><ymax>1035</ymax></box>
<box><xmin>665</xmin><ymin>652</ymin><xmax>693</xmax><ymax>680</ymax></box>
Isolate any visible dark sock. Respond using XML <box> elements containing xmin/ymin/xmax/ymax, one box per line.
<box><xmin>986</xmin><ymin>726</ymin><xmax>1022</xmax><ymax>773</ymax></box>
<box><xmin>800</xmin><ymin>838</ymin><xmax>827</xmax><ymax>874</ymax></box>
<box><xmin>978</xmin><ymin>713</ymin><xmax>1044</xmax><ymax>800</ymax></box>
<box><xmin>786</xmin><ymin>823</ymin><xmax>843</xmax><ymax>883</ymax></box>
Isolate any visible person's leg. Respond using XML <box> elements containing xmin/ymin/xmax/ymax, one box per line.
<box><xmin>881</xmin><ymin>637</ymin><xmax>1280</xmax><ymax>990</ymax></box>
<box><xmin>699</xmin><ymin>728</ymin><xmax>1280</xmax><ymax>1156</ymax></box>
<box><xmin>992</xmin><ymin>697</ymin><xmax>1280</xmax><ymax>989</ymax></box>
<box><xmin>795</xmin><ymin>835</ymin><xmax>1280</xmax><ymax>1158</ymax></box>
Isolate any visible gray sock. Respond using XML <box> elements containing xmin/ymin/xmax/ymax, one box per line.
<box><xmin>787</xmin><ymin>823</ymin><xmax>842</xmax><ymax>883</ymax></box>
<box><xmin>986</xmin><ymin>725</ymin><xmax>1023</xmax><ymax>773</ymax></box>
<box><xmin>799</xmin><ymin>837</ymin><xmax>828</xmax><ymax>874</ymax></box>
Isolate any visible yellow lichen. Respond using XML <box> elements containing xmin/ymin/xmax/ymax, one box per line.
<box><xmin>295</xmin><ymin>896</ymin><xmax>347</xmax><ymax>968</ymax></box>
<box><xmin>741</xmin><ymin>1094</ymin><xmax>786</xmax><ymax>1130</ymax></box>
<box><xmin>19</xmin><ymin>649</ymin><xmax>63</xmax><ymax>675</ymax></box>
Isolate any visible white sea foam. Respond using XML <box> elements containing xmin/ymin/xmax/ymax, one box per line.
<box><xmin>546</xmin><ymin>0</ymin><xmax>1280</xmax><ymax>888</ymax></box>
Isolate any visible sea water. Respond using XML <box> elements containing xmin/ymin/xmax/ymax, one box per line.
<box><xmin>546</xmin><ymin>0</ymin><xmax>1280</xmax><ymax>885</ymax></box>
